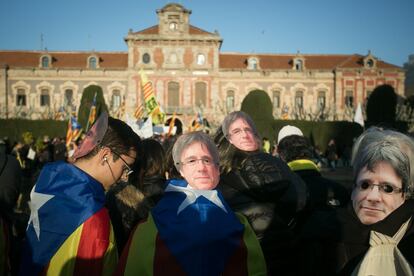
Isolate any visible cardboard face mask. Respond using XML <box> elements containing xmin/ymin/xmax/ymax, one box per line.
<box><xmin>72</xmin><ymin>111</ymin><xmax>108</xmax><ymax>160</ymax></box>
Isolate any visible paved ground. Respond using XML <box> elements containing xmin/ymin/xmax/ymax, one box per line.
<box><xmin>320</xmin><ymin>166</ymin><xmax>354</xmax><ymax>191</ymax></box>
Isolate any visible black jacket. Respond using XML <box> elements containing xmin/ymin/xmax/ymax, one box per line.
<box><xmin>297</xmin><ymin>200</ymin><xmax>414</xmax><ymax>276</ymax></box>
<box><xmin>0</xmin><ymin>153</ymin><xmax>21</xmax><ymax>221</ymax></box>
<box><xmin>218</xmin><ymin>151</ymin><xmax>307</xmax><ymax>275</ymax></box>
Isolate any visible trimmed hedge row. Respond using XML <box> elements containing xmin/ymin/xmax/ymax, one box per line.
<box><xmin>270</xmin><ymin>120</ymin><xmax>364</xmax><ymax>155</ymax></box>
<box><xmin>1</xmin><ymin>118</ymin><xmax>363</xmax><ymax>158</ymax></box>
<box><xmin>0</xmin><ymin>119</ymin><xmax>67</xmax><ymax>144</ymax></box>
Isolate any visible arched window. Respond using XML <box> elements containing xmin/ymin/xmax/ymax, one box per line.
<box><xmin>142</xmin><ymin>53</ymin><xmax>151</xmax><ymax>64</ymax></box>
<box><xmin>41</xmin><ymin>56</ymin><xmax>50</xmax><ymax>68</ymax></box>
<box><xmin>272</xmin><ymin>90</ymin><xmax>280</xmax><ymax>109</ymax></box>
<box><xmin>248</xmin><ymin>58</ymin><xmax>258</xmax><ymax>70</ymax></box>
<box><xmin>64</xmin><ymin>89</ymin><xmax>73</xmax><ymax>106</ymax></box>
<box><xmin>196</xmin><ymin>54</ymin><xmax>205</xmax><ymax>65</ymax></box>
<box><xmin>17</xmin><ymin>89</ymin><xmax>26</xmax><ymax>106</ymax></box>
<box><xmin>294</xmin><ymin>59</ymin><xmax>303</xmax><ymax>71</ymax></box>
<box><xmin>317</xmin><ymin>91</ymin><xmax>326</xmax><ymax>109</ymax></box>
<box><xmin>168</xmin><ymin>81</ymin><xmax>180</xmax><ymax>107</ymax></box>
<box><xmin>111</xmin><ymin>90</ymin><xmax>121</xmax><ymax>109</ymax></box>
<box><xmin>40</xmin><ymin>89</ymin><xmax>50</xmax><ymax>106</ymax></box>
<box><xmin>89</xmin><ymin>57</ymin><xmax>97</xmax><ymax>69</ymax></box>
<box><xmin>295</xmin><ymin>91</ymin><xmax>304</xmax><ymax>108</ymax></box>
<box><xmin>195</xmin><ymin>82</ymin><xmax>207</xmax><ymax>107</ymax></box>
<box><xmin>226</xmin><ymin>90</ymin><xmax>235</xmax><ymax>111</ymax></box>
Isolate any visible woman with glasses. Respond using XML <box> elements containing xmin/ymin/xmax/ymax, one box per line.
<box><xmin>297</xmin><ymin>127</ymin><xmax>414</xmax><ymax>276</ymax></box>
<box><xmin>214</xmin><ymin>111</ymin><xmax>307</xmax><ymax>276</ymax></box>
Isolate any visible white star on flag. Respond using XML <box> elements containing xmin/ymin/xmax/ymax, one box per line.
<box><xmin>27</xmin><ymin>186</ymin><xmax>55</xmax><ymax>240</ymax></box>
<box><xmin>165</xmin><ymin>184</ymin><xmax>227</xmax><ymax>215</ymax></box>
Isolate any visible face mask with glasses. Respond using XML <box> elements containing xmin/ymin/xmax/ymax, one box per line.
<box><xmin>178</xmin><ymin>157</ymin><xmax>215</xmax><ymax>167</ymax></box>
<box><xmin>356</xmin><ymin>181</ymin><xmax>403</xmax><ymax>194</ymax></box>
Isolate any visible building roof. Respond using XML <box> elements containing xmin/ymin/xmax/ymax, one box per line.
<box><xmin>0</xmin><ymin>50</ymin><xmax>127</xmax><ymax>69</ymax></box>
<box><xmin>0</xmin><ymin>50</ymin><xmax>400</xmax><ymax>71</ymax></box>
<box><xmin>130</xmin><ymin>24</ymin><xmax>216</xmax><ymax>36</ymax></box>
<box><xmin>219</xmin><ymin>53</ymin><xmax>401</xmax><ymax>70</ymax></box>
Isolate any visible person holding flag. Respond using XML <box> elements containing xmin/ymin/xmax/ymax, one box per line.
<box><xmin>140</xmin><ymin>69</ymin><xmax>165</xmax><ymax>125</ymax></box>
<box><xmin>116</xmin><ymin>131</ymin><xmax>266</xmax><ymax>276</ymax></box>
<box><xmin>19</xmin><ymin>112</ymin><xmax>141</xmax><ymax>276</ymax></box>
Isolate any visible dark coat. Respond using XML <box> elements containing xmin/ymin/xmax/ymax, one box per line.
<box><xmin>297</xmin><ymin>200</ymin><xmax>414</xmax><ymax>276</ymax></box>
<box><xmin>106</xmin><ymin>175</ymin><xmax>165</xmax><ymax>254</ymax></box>
<box><xmin>218</xmin><ymin>150</ymin><xmax>307</xmax><ymax>276</ymax></box>
<box><xmin>290</xmin><ymin>160</ymin><xmax>350</xmax><ymax>234</ymax></box>
<box><xmin>0</xmin><ymin>153</ymin><xmax>21</xmax><ymax>221</ymax></box>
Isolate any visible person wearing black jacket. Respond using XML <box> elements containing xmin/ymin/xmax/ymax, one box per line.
<box><xmin>297</xmin><ymin>127</ymin><xmax>414</xmax><ymax>275</ymax></box>
<box><xmin>277</xmin><ymin>134</ymin><xmax>350</xmax><ymax>234</ymax></box>
<box><xmin>214</xmin><ymin>111</ymin><xmax>307</xmax><ymax>276</ymax></box>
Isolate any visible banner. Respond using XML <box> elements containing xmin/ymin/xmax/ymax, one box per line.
<box><xmin>140</xmin><ymin>70</ymin><xmax>165</xmax><ymax>125</ymax></box>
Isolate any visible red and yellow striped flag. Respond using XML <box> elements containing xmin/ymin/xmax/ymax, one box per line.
<box><xmin>167</xmin><ymin>112</ymin><xmax>176</xmax><ymax>137</ymax></box>
<box><xmin>140</xmin><ymin>70</ymin><xmax>165</xmax><ymax>125</ymax></box>
<box><xmin>134</xmin><ymin>104</ymin><xmax>145</xmax><ymax>120</ymax></box>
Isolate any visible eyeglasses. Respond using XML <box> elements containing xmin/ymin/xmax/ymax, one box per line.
<box><xmin>111</xmin><ymin>150</ymin><xmax>134</xmax><ymax>177</ymax></box>
<box><xmin>178</xmin><ymin>157</ymin><xmax>215</xmax><ymax>167</ymax></box>
<box><xmin>229</xmin><ymin>127</ymin><xmax>254</xmax><ymax>137</ymax></box>
<box><xmin>357</xmin><ymin>181</ymin><xmax>403</xmax><ymax>194</ymax></box>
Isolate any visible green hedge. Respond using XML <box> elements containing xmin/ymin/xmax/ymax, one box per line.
<box><xmin>0</xmin><ymin>119</ymin><xmax>67</xmax><ymax>144</ymax></box>
<box><xmin>270</xmin><ymin>120</ymin><xmax>364</xmax><ymax>155</ymax></box>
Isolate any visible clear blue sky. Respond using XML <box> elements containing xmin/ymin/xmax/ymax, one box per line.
<box><xmin>1</xmin><ymin>0</ymin><xmax>413</xmax><ymax>67</ymax></box>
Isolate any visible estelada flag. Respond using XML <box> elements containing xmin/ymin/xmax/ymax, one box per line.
<box><xmin>140</xmin><ymin>70</ymin><xmax>165</xmax><ymax>125</ymax></box>
<box><xmin>116</xmin><ymin>179</ymin><xmax>266</xmax><ymax>276</ymax></box>
<box><xmin>19</xmin><ymin>161</ymin><xmax>117</xmax><ymax>276</ymax></box>
<box><xmin>87</xmin><ymin>92</ymin><xmax>98</xmax><ymax>130</ymax></box>
<box><xmin>66</xmin><ymin>116</ymin><xmax>82</xmax><ymax>147</ymax></box>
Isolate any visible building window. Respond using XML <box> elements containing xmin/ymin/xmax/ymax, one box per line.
<box><xmin>41</xmin><ymin>56</ymin><xmax>50</xmax><ymax>68</ymax></box>
<box><xmin>64</xmin><ymin>89</ymin><xmax>73</xmax><ymax>106</ymax></box>
<box><xmin>17</xmin><ymin>89</ymin><xmax>26</xmax><ymax>106</ymax></box>
<box><xmin>142</xmin><ymin>53</ymin><xmax>151</xmax><ymax>64</ymax></box>
<box><xmin>248</xmin><ymin>58</ymin><xmax>258</xmax><ymax>70</ymax></box>
<box><xmin>195</xmin><ymin>82</ymin><xmax>207</xmax><ymax>107</ymax></box>
<box><xmin>295</xmin><ymin>91</ymin><xmax>304</xmax><ymax>108</ymax></box>
<box><xmin>317</xmin><ymin>91</ymin><xmax>326</xmax><ymax>109</ymax></box>
<box><xmin>294</xmin><ymin>59</ymin><xmax>303</xmax><ymax>71</ymax></box>
<box><xmin>168</xmin><ymin>81</ymin><xmax>180</xmax><ymax>107</ymax></box>
<box><xmin>169</xmin><ymin>22</ymin><xmax>178</xmax><ymax>31</ymax></box>
<box><xmin>40</xmin><ymin>89</ymin><xmax>50</xmax><ymax>106</ymax></box>
<box><xmin>226</xmin><ymin>90</ymin><xmax>235</xmax><ymax>111</ymax></box>
<box><xmin>196</xmin><ymin>54</ymin><xmax>205</xmax><ymax>65</ymax></box>
<box><xmin>272</xmin><ymin>90</ymin><xmax>280</xmax><ymax>109</ymax></box>
<box><xmin>89</xmin><ymin>57</ymin><xmax>97</xmax><ymax>69</ymax></box>
<box><xmin>111</xmin><ymin>90</ymin><xmax>121</xmax><ymax>109</ymax></box>
<box><xmin>345</xmin><ymin>90</ymin><xmax>354</xmax><ymax>108</ymax></box>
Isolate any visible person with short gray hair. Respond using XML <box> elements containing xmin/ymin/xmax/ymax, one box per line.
<box><xmin>172</xmin><ymin>131</ymin><xmax>219</xmax><ymax>172</ymax></box>
<box><xmin>297</xmin><ymin>127</ymin><xmax>414</xmax><ymax>275</ymax></box>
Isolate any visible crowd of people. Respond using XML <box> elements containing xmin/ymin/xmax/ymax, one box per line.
<box><xmin>1</xmin><ymin>110</ymin><xmax>414</xmax><ymax>275</ymax></box>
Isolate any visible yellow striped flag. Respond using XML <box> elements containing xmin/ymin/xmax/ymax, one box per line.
<box><xmin>167</xmin><ymin>112</ymin><xmax>176</xmax><ymax>137</ymax></box>
<box><xmin>134</xmin><ymin>104</ymin><xmax>145</xmax><ymax>120</ymax></box>
<box><xmin>140</xmin><ymin>70</ymin><xmax>165</xmax><ymax>125</ymax></box>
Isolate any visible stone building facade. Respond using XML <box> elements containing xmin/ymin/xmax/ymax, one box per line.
<box><xmin>0</xmin><ymin>3</ymin><xmax>406</xmax><ymax>130</ymax></box>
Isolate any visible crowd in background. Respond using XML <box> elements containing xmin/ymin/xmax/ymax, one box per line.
<box><xmin>1</xmin><ymin>110</ymin><xmax>414</xmax><ymax>275</ymax></box>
